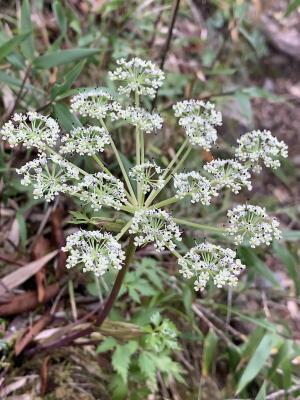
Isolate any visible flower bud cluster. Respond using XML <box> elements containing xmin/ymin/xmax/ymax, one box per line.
<box><xmin>0</xmin><ymin>112</ymin><xmax>59</xmax><ymax>150</ymax></box>
<box><xmin>111</xmin><ymin>106</ymin><xmax>163</xmax><ymax>133</ymax></box>
<box><xmin>70</xmin><ymin>172</ymin><xmax>127</xmax><ymax>211</ymax></box>
<box><xmin>62</xmin><ymin>230</ymin><xmax>125</xmax><ymax>276</ymax></box>
<box><xmin>173</xmin><ymin>172</ymin><xmax>217</xmax><ymax>205</ymax></box>
<box><xmin>235</xmin><ymin>130</ymin><xmax>288</xmax><ymax>171</ymax></box>
<box><xmin>129</xmin><ymin>162</ymin><xmax>165</xmax><ymax>194</ymax></box>
<box><xmin>203</xmin><ymin>159</ymin><xmax>252</xmax><ymax>194</ymax></box>
<box><xmin>16</xmin><ymin>154</ymin><xmax>80</xmax><ymax>202</ymax></box>
<box><xmin>173</xmin><ymin>100</ymin><xmax>222</xmax><ymax>150</ymax></box>
<box><xmin>108</xmin><ymin>58</ymin><xmax>165</xmax><ymax>98</ymax></box>
<box><xmin>129</xmin><ymin>209</ymin><xmax>181</xmax><ymax>251</ymax></box>
<box><xmin>178</xmin><ymin>243</ymin><xmax>245</xmax><ymax>291</ymax></box>
<box><xmin>71</xmin><ymin>88</ymin><xmax>118</xmax><ymax>120</ymax></box>
<box><xmin>60</xmin><ymin>126</ymin><xmax>110</xmax><ymax>156</ymax></box>
<box><xmin>227</xmin><ymin>204</ymin><xmax>282</xmax><ymax>247</ymax></box>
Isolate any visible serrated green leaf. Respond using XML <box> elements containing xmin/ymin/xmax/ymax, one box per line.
<box><xmin>112</xmin><ymin>341</ymin><xmax>138</xmax><ymax>383</ymax></box>
<box><xmin>97</xmin><ymin>337</ymin><xmax>117</xmax><ymax>353</ymax></box>
<box><xmin>20</xmin><ymin>0</ymin><xmax>34</xmax><ymax>60</ymax></box>
<box><xmin>0</xmin><ymin>32</ymin><xmax>31</xmax><ymax>62</ymax></box>
<box><xmin>236</xmin><ymin>333</ymin><xmax>281</xmax><ymax>394</ymax></box>
<box><xmin>150</xmin><ymin>312</ymin><xmax>161</xmax><ymax>326</ymax></box>
<box><xmin>138</xmin><ymin>351</ymin><xmax>157</xmax><ymax>384</ymax></box>
<box><xmin>109</xmin><ymin>374</ymin><xmax>128</xmax><ymax>400</ymax></box>
<box><xmin>33</xmin><ymin>48</ymin><xmax>100</xmax><ymax>69</ymax></box>
<box><xmin>128</xmin><ymin>287</ymin><xmax>140</xmax><ymax>303</ymax></box>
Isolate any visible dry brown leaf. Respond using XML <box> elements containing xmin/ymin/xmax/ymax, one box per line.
<box><xmin>15</xmin><ymin>313</ymin><xmax>53</xmax><ymax>356</ymax></box>
<box><xmin>0</xmin><ymin>283</ymin><xmax>59</xmax><ymax>316</ymax></box>
<box><xmin>0</xmin><ymin>250</ymin><xmax>58</xmax><ymax>297</ymax></box>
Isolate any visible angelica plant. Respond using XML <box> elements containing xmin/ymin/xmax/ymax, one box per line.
<box><xmin>1</xmin><ymin>57</ymin><xmax>288</xmax><ymax>323</ymax></box>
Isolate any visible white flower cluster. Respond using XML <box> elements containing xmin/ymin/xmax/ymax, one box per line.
<box><xmin>60</xmin><ymin>126</ymin><xmax>110</xmax><ymax>156</ymax></box>
<box><xmin>112</xmin><ymin>106</ymin><xmax>163</xmax><ymax>133</ymax></box>
<box><xmin>16</xmin><ymin>154</ymin><xmax>80</xmax><ymax>202</ymax></box>
<box><xmin>129</xmin><ymin>162</ymin><xmax>165</xmax><ymax>194</ymax></box>
<box><xmin>62</xmin><ymin>230</ymin><xmax>125</xmax><ymax>276</ymax></box>
<box><xmin>235</xmin><ymin>130</ymin><xmax>288</xmax><ymax>172</ymax></box>
<box><xmin>0</xmin><ymin>112</ymin><xmax>59</xmax><ymax>150</ymax></box>
<box><xmin>227</xmin><ymin>204</ymin><xmax>282</xmax><ymax>247</ymax></box>
<box><xmin>129</xmin><ymin>209</ymin><xmax>181</xmax><ymax>251</ymax></box>
<box><xmin>70</xmin><ymin>172</ymin><xmax>127</xmax><ymax>211</ymax></box>
<box><xmin>178</xmin><ymin>243</ymin><xmax>245</xmax><ymax>291</ymax></box>
<box><xmin>71</xmin><ymin>88</ymin><xmax>117</xmax><ymax>120</ymax></box>
<box><xmin>108</xmin><ymin>58</ymin><xmax>165</xmax><ymax>98</ymax></box>
<box><xmin>204</xmin><ymin>159</ymin><xmax>252</xmax><ymax>194</ymax></box>
<box><xmin>173</xmin><ymin>172</ymin><xmax>218</xmax><ymax>205</ymax></box>
<box><xmin>173</xmin><ymin>100</ymin><xmax>222</xmax><ymax>150</ymax></box>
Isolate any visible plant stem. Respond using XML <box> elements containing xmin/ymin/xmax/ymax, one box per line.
<box><xmin>145</xmin><ymin>144</ymin><xmax>191</xmax><ymax>207</ymax></box>
<box><xmin>116</xmin><ymin>219</ymin><xmax>132</xmax><ymax>240</ymax></box>
<box><xmin>96</xmin><ymin>236</ymin><xmax>136</xmax><ymax>327</ymax></box>
<box><xmin>99</xmin><ymin>118</ymin><xmax>137</xmax><ymax>205</ymax></box>
<box><xmin>68</xmin><ymin>279</ymin><xmax>78</xmax><ymax>321</ymax></box>
<box><xmin>92</xmin><ymin>154</ymin><xmax>111</xmax><ymax>175</ymax></box>
<box><xmin>92</xmin><ymin>154</ymin><xmax>135</xmax><ymax>204</ymax></box>
<box><xmin>163</xmin><ymin>138</ymin><xmax>188</xmax><ymax>180</ymax></box>
<box><xmin>135</xmin><ymin>92</ymin><xmax>143</xmax><ymax>205</ymax></box>
<box><xmin>173</xmin><ymin>218</ymin><xmax>226</xmax><ymax>234</ymax></box>
<box><xmin>150</xmin><ymin>196</ymin><xmax>179</xmax><ymax>209</ymax></box>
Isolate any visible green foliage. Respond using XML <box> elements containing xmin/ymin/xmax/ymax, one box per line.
<box><xmin>0</xmin><ymin>1</ymin><xmax>299</xmax><ymax>399</ymax></box>
<box><xmin>97</xmin><ymin>312</ymin><xmax>183</xmax><ymax>397</ymax></box>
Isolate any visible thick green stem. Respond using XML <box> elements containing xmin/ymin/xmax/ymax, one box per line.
<box><xmin>96</xmin><ymin>236</ymin><xmax>136</xmax><ymax>327</ymax></box>
<box><xmin>173</xmin><ymin>218</ymin><xmax>226</xmax><ymax>234</ymax></box>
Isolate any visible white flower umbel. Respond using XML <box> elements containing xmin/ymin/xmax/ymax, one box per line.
<box><xmin>173</xmin><ymin>100</ymin><xmax>222</xmax><ymax>150</ymax></box>
<box><xmin>0</xmin><ymin>112</ymin><xmax>59</xmax><ymax>150</ymax></box>
<box><xmin>227</xmin><ymin>204</ymin><xmax>282</xmax><ymax>248</ymax></box>
<box><xmin>173</xmin><ymin>171</ymin><xmax>218</xmax><ymax>205</ymax></box>
<box><xmin>16</xmin><ymin>154</ymin><xmax>80</xmax><ymax>202</ymax></box>
<box><xmin>71</xmin><ymin>88</ymin><xmax>117</xmax><ymax>120</ymax></box>
<box><xmin>129</xmin><ymin>209</ymin><xmax>181</xmax><ymax>251</ymax></box>
<box><xmin>178</xmin><ymin>243</ymin><xmax>245</xmax><ymax>291</ymax></box>
<box><xmin>204</xmin><ymin>159</ymin><xmax>252</xmax><ymax>194</ymax></box>
<box><xmin>108</xmin><ymin>57</ymin><xmax>165</xmax><ymax>98</ymax></box>
<box><xmin>60</xmin><ymin>126</ymin><xmax>110</xmax><ymax>156</ymax></box>
<box><xmin>111</xmin><ymin>106</ymin><xmax>163</xmax><ymax>133</ymax></box>
<box><xmin>62</xmin><ymin>230</ymin><xmax>125</xmax><ymax>276</ymax></box>
<box><xmin>70</xmin><ymin>172</ymin><xmax>127</xmax><ymax>211</ymax></box>
<box><xmin>129</xmin><ymin>162</ymin><xmax>165</xmax><ymax>194</ymax></box>
<box><xmin>235</xmin><ymin>130</ymin><xmax>288</xmax><ymax>172</ymax></box>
